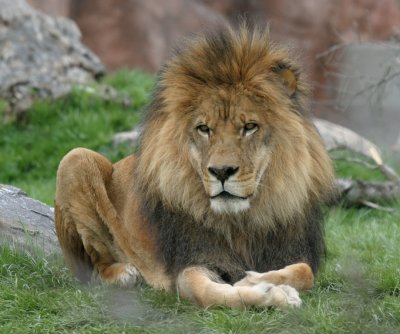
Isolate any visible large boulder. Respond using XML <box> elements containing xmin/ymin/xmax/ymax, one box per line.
<box><xmin>0</xmin><ymin>185</ymin><xmax>58</xmax><ymax>255</ymax></box>
<box><xmin>0</xmin><ymin>0</ymin><xmax>105</xmax><ymax>118</ymax></box>
<box><xmin>69</xmin><ymin>0</ymin><xmax>227</xmax><ymax>72</ymax></box>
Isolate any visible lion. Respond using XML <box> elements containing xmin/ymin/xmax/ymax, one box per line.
<box><xmin>54</xmin><ymin>24</ymin><xmax>335</xmax><ymax>309</ymax></box>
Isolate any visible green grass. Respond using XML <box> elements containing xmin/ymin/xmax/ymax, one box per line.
<box><xmin>1</xmin><ymin>207</ymin><xmax>399</xmax><ymax>333</ymax></box>
<box><xmin>0</xmin><ymin>70</ymin><xmax>399</xmax><ymax>333</ymax></box>
<box><xmin>0</xmin><ymin>70</ymin><xmax>154</xmax><ymax>204</ymax></box>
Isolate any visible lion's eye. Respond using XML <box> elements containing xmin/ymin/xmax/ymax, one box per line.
<box><xmin>243</xmin><ymin>123</ymin><xmax>258</xmax><ymax>136</ymax></box>
<box><xmin>197</xmin><ymin>124</ymin><xmax>210</xmax><ymax>136</ymax></box>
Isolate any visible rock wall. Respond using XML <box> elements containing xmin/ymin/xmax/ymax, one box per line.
<box><xmin>204</xmin><ymin>0</ymin><xmax>400</xmax><ymax>100</ymax></box>
<box><xmin>27</xmin><ymin>0</ymin><xmax>400</xmax><ymax>101</ymax></box>
<box><xmin>70</xmin><ymin>0</ymin><xmax>226</xmax><ymax>72</ymax></box>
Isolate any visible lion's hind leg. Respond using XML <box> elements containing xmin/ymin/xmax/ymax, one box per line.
<box><xmin>55</xmin><ymin>148</ymin><xmax>139</xmax><ymax>286</ymax></box>
<box><xmin>177</xmin><ymin>266</ymin><xmax>301</xmax><ymax>309</ymax></box>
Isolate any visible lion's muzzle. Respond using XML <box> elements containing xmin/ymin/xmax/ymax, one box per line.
<box><xmin>207</xmin><ymin>165</ymin><xmax>239</xmax><ymax>184</ymax></box>
<box><xmin>206</xmin><ymin>164</ymin><xmax>252</xmax><ymax>214</ymax></box>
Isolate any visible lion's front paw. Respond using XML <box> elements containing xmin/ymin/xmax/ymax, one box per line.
<box><xmin>116</xmin><ymin>264</ymin><xmax>141</xmax><ymax>287</ymax></box>
<box><xmin>277</xmin><ymin>284</ymin><xmax>302</xmax><ymax>307</ymax></box>
<box><xmin>253</xmin><ymin>282</ymin><xmax>302</xmax><ymax>308</ymax></box>
<box><xmin>100</xmin><ymin>263</ymin><xmax>141</xmax><ymax>287</ymax></box>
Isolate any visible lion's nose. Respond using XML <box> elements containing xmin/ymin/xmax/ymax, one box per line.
<box><xmin>208</xmin><ymin>165</ymin><xmax>239</xmax><ymax>182</ymax></box>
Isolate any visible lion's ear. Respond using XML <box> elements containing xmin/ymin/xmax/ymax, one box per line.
<box><xmin>271</xmin><ymin>62</ymin><xmax>298</xmax><ymax>97</ymax></box>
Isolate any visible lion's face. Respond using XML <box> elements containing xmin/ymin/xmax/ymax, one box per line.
<box><xmin>136</xmin><ymin>26</ymin><xmax>334</xmax><ymax>224</ymax></box>
<box><xmin>188</xmin><ymin>92</ymin><xmax>273</xmax><ymax>214</ymax></box>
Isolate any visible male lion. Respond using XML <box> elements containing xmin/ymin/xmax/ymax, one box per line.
<box><xmin>55</xmin><ymin>25</ymin><xmax>335</xmax><ymax>309</ymax></box>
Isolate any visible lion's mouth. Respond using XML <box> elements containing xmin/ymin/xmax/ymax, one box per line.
<box><xmin>210</xmin><ymin>191</ymin><xmax>248</xmax><ymax>200</ymax></box>
<box><xmin>209</xmin><ymin>191</ymin><xmax>251</xmax><ymax>213</ymax></box>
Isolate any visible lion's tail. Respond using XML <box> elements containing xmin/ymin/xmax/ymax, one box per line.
<box><xmin>54</xmin><ymin>204</ymin><xmax>93</xmax><ymax>283</ymax></box>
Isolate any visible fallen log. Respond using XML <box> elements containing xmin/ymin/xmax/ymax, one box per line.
<box><xmin>314</xmin><ymin>118</ymin><xmax>400</xmax><ymax>208</ymax></box>
<box><xmin>0</xmin><ymin>184</ymin><xmax>59</xmax><ymax>254</ymax></box>
<box><xmin>335</xmin><ymin>178</ymin><xmax>400</xmax><ymax>208</ymax></box>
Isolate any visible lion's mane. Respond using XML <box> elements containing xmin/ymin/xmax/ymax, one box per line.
<box><xmin>133</xmin><ymin>25</ymin><xmax>335</xmax><ymax>283</ymax></box>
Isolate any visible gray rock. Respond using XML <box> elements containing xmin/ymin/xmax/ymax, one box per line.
<box><xmin>113</xmin><ymin>126</ymin><xmax>142</xmax><ymax>148</ymax></box>
<box><xmin>332</xmin><ymin>42</ymin><xmax>400</xmax><ymax>147</ymax></box>
<box><xmin>0</xmin><ymin>184</ymin><xmax>59</xmax><ymax>254</ymax></box>
<box><xmin>0</xmin><ymin>0</ymin><xmax>105</xmax><ymax>118</ymax></box>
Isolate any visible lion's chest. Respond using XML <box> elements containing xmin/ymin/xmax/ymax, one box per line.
<box><xmin>144</xmin><ymin>202</ymin><xmax>323</xmax><ymax>284</ymax></box>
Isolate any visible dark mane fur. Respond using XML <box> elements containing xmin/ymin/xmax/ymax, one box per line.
<box><xmin>141</xmin><ymin>199</ymin><xmax>325</xmax><ymax>284</ymax></box>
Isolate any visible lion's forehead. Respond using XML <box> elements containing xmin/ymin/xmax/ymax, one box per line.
<box><xmin>195</xmin><ymin>92</ymin><xmax>265</xmax><ymax>125</ymax></box>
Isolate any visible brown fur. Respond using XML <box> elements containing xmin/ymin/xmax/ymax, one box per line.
<box><xmin>55</xmin><ymin>24</ymin><xmax>335</xmax><ymax>308</ymax></box>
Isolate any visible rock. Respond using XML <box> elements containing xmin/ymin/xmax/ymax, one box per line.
<box><xmin>0</xmin><ymin>184</ymin><xmax>59</xmax><ymax>255</ymax></box>
<box><xmin>0</xmin><ymin>0</ymin><xmax>105</xmax><ymax>119</ymax></box>
<box><xmin>26</xmin><ymin>0</ymin><xmax>400</xmax><ymax>104</ymax></box>
<box><xmin>215</xmin><ymin>0</ymin><xmax>400</xmax><ymax>101</ymax></box>
<box><xmin>327</xmin><ymin>42</ymin><xmax>400</xmax><ymax>147</ymax></box>
<box><xmin>28</xmin><ymin>0</ymin><xmax>71</xmax><ymax>17</ymax></box>
<box><xmin>200</xmin><ymin>0</ymin><xmax>240</xmax><ymax>17</ymax></box>
<box><xmin>70</xmin><ymin>0</ymin><xmax>227</xmax><ymax>71</ymax></box>
<box><xmin>113</xmin><ymin>127</ymin><xmax>142</xmax><ymax>147</ymax></box>
<box><xmin>394</xmin><ymin>134</ymin><xmax>400</xmax><ymax>152</ymax></box>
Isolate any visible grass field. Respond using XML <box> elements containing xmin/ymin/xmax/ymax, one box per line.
<box><xmin>0</xmin><ymin>71</ymin><xmax>399</xmax><ymax>333</ymax></box>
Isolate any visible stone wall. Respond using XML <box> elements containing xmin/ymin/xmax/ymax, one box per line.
<box><xmin>27</xmin><ymin>0</ymin><xmax>400</xmax><ymax>101</ymax></box>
